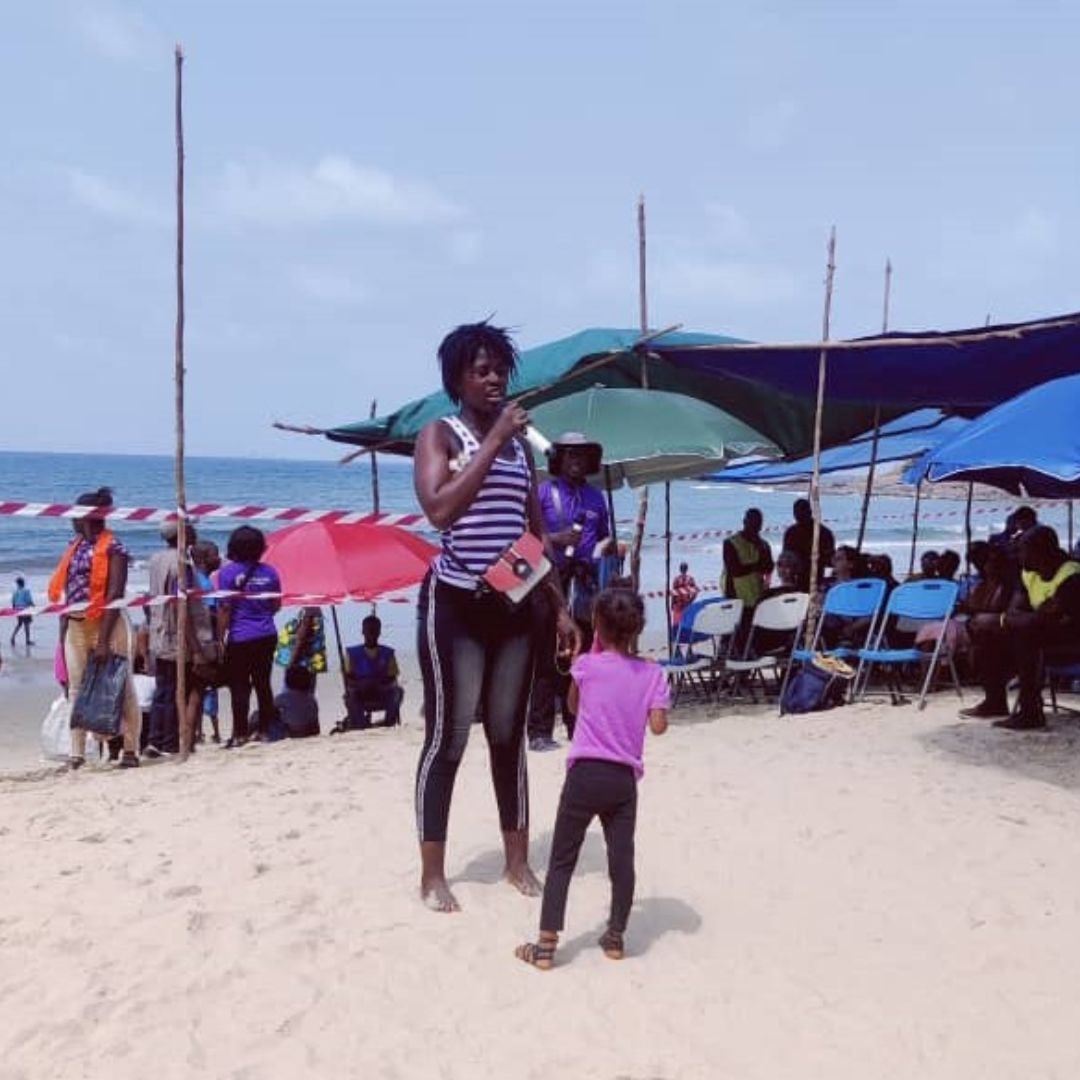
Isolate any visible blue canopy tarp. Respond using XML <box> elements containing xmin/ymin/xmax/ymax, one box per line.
<box><xmin>709</xmin><ymin>409</ymin><xmax>970</xmax><ymax>486</ymax></box>
<box><xmin>651</xmin><ymin>311</ymin><xmax>1080</xmax><ymax>448</ymax></box>
<box><xmin>905</xmin><ymin>374</ymin><xmax>1080</xmax><ymax>497</ymax></box>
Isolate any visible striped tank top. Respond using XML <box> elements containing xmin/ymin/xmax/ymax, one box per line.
<box><xmin>433</xmin><ymin>415</ymin><xmax>531</xmax><ymax>590</ymax></box>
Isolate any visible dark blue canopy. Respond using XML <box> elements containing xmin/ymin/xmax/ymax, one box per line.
<box><xmin>709</xmin><ymin>409</ymin><xmax>970</xmax><ymax>486</ymax></box>
<box><xmin>906</xmin><ymin>374</ymin><xmax>1080</xmax><ymax>497</ymax></box>
<box><xmin>652</xmin><ymin>311</ymin><xmax>1080</xmax><ymax>410</ymax></box>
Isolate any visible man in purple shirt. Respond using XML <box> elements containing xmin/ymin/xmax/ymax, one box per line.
<box><xmin>529</xmin><ymin>432</ymin><xmax>611</xmax><ymax>751</ymax></box>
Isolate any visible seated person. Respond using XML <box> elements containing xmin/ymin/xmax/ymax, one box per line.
<box><xmin>761</xmin><ymin>550</ymin><xmax>802</xmax><ymax>601</ymax></box>
<box><xmin>344</xmin><ymin>615</ymin><xmax>404</xmax><ymax>727</ymax></box>
<box><xmin>937</xmin><ymin>549</ymin><xmax>961</xmax><ymax>582</ymax></box>
<box><xmin>819</xmin><ymin>546</ymin><xmax>872</xmax><ymax>649</ymax></box>
<box><xmin>916</xmin><ymin>546</ymin><xmax>1014</xmax><ymax>660</ymax></box>
<box><xmin>864</xmin><ymin>553</ymin><xmax>899</xmax><ymax>596</ymax></box>
<box><xmin>272</xmin><ymin>664</ymin><xmax>320</xmax><ymax>739</ymax></box>
<box><xmin>962</xmin><ymin>526</ymin><xmax>1080</xmax><ymax>729</ymax></box>
<box><xmin>910</xmin><ymin>550</ymin><xmax>940</xmax><ymax>581</ymax></box>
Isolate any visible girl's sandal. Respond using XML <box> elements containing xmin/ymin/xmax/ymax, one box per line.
<box><xmin>514</xmin><ymin>940</ymin><xmax>556</xmax><ymax>970</ymax></box>
<box><xmin>598</xmin><ymin>928</ymin><xmax>624</xmax><ymax>960</ymax></box>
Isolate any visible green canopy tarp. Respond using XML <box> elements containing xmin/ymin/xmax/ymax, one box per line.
<box><xmin>325</xmin><ymin>327</ymin><xmax>889</xmax><ymax>457</ymax></box>
<box><xmin>529</xmin><ymin>387</ymin><xmax>779</xmax><ymax>488</ymax></box>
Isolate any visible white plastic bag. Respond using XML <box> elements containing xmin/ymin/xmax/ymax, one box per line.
<box><xmin>41</xmin><ymin>695</ymin><xmax>72</xmax><ymax>761</ymax></box>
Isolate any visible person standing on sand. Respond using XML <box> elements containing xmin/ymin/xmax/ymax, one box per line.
<box><xmin>516</xmin><ymin>588</ymin><xmax>669</xmax><ymax>970</ymax></box>
<box><xmin>47</xmin><ymin>487</ymin><xmax>141</xmax><ymax>769</ymax></box>
<box><xmin>782</xmin><ymin>498</ymin><xmax>834</xmax><ymax>592</ymax></box>
<box><xmin>723</xmin><ymin>508</ymin><xmax>774</xmax><ymax>610</ymax></box>
<box><xmin>10</xmin><ymin>576</ymin><xmax>34</xmax><ymax>647</ymax></box>
<box><xmin>216</xmin><ymin>526</ymin><xmax>281</xmax><ymax>748</ymax></box>
<box><xmin>412</xmin><ymin>320</ymin><xmax>580</xmax><ymax>913</ymax></box>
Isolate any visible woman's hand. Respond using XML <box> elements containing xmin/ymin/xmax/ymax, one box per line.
<box><xmin>556</xmin><ymin>607</ymin><xmax>582</xmax><ymax>657</ymax></box>
<box><xmin>489</xmin><ymin>401</ymin><xmax>530</xmax><ymax>445</ymax></box>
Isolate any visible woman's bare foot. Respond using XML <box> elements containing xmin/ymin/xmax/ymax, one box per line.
<box><xmin>420</xmin><ymin>876</ymin><xmax>461</xmax><ymax>912</ymax></box>
<box><xmin>419</xmin><ymin>840</ymin><xmax>460</xmax><ymax>912</ymax></box>
<box><xmin>502</xmin><ymin>829</ymin><xmax>542</xmax><ymax>896</ymax></box>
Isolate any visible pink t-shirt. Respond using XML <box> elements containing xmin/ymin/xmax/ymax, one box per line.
<box><xmin>568</xmin><ymin>651</ymin><xmax>670</xmax><ymax>779</ymax></box>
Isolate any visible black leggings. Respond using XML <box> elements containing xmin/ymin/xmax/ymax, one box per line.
<box><xmin>540</xmin><ymin>759</ymin><xmax>638</xmax><ymax>935</ymax></box>
<box><xmin>226</xmin><ymin>634</ymin><xmax>277</xmax><ymax>740</ymax></box>
<box><xmin>415</xmin><ymin>573</ymin><xmax>536</xmax><ymax>842</ymax></box>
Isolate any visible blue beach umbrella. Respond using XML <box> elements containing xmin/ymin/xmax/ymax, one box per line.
<box><xmin>906</xmin><ymin>374</ymin><xmax>1080</xmax><ymax>497</ymax></box>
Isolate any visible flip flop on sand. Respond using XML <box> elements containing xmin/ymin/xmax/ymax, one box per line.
<box><xmin>598</xmin><ymin>928</ymin><xmax>624</xmax><ymax>960</ymax></box>
<box><xmin>515</xmin><ymin>934</ymin><xmax>557</xmax><ymax>970</ymax></box>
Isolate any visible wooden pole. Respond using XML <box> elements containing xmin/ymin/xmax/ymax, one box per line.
<box><xmin>330</xmin><ymin>606</ymin><xmax>348</xmax><ymax>696</ymax></box>
<box><xmin>664</xmin><ymin>482</ymin><xmax>673</xmax><ymax>658</ymax></box>
<box><xmin>173</xmin><ymin>44</ymin><xmax>192</xmax><ymax>759</ymax></box>
<box><xmin>804</xmin><ymin>227</ymin><xmax>837</xmax><ymax>648</ymax></box>
<box><xmin>964</xmin><ymin>481</ymin><xmax>974</xmax><ymax>574</ymax></box>
<box><xmin>629</xmin><ymin>194</ymin><xmax>650</xmax><ymax>592</ymax></box>
<box><xmin>908</xmin><ymin>481</ymin><xmax>923</xmax><ymax>577</ymax></box>
<box><xmin>369</xmin><ymin>398</ymin><xmax>380</xmax><ymax>513</ymax></box>
<box><xmin>855</xmin><ymin>258</ymin><xmax>891</xmax><ymax>552</ymax></box>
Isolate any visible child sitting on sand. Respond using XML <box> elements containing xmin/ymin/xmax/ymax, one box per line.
<box><xmin>515</xmin><ymin>587</ymin><xmax>669</xmax><ymax>970</ymax></box>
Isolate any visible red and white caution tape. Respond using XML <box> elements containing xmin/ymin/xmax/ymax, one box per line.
<box><xmin>0</xmin><ymin>588</ymin><xmax>415</xmax><ymax>620</ymax></box>
<box><xmin>0</xmin><ymin>500</ymin><xmax>426</xmax><ymax>528</ymax></box>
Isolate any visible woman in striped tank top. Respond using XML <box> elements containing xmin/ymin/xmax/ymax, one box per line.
<box><xmin>413</xmin><ymin>321</ymin><xmax>580</xmax><ymax>913</ymax></box>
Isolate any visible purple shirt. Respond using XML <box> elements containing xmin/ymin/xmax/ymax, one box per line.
<box><xmin>568</xmin><ymin>651</ymin><xmax>670</xmax><ymax>779</ymax></box>
<box><xmin>218</xmin><ymin>560</ymin><xmax>281</xmax><ymax>643</ymax></box>
<box><xmin>537</xmin><ymin>478</ymin><xmax>610</xmax><ymax>568</ymax></box>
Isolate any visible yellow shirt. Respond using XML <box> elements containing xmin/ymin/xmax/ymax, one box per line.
<box><xmin>1022</xmin><ymin>560</ymin><xmax>1080</xmax><ymax>610</ymax></box>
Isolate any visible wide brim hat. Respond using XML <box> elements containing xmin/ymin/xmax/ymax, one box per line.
<box><xmin>548</xmin><ymin>431</ymin><xmax>603</xmax><ymax>477</ymax></box>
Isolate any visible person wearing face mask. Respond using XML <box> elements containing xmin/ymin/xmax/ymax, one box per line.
<box><xmin>47</xmin><ymin>486</ymin><xmax>141</xmax><ymax>769</ymax></box>
<box><xmin>412</xmin><ymin>320</ymin><xmax>580</xmax><ymax>914</ymax></box>
<box><xmin>529</xmin><ymin>431</ymin><xmax>609</xmax><ymax>752</ymax></box>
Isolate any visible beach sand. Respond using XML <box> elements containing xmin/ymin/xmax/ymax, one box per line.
<box><xmin>3</xmin><ymin>688</ymin><xmax>1080</xmax><ymax>1079</ymax></box>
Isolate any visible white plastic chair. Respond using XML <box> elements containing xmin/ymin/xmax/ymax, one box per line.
<box><xmin>723</xmin><ymin>592</ymin><xmax>810</xmax><ymax>701</ymax></box>
<box><xmin>660</xmin><ymin>598</ymin><xmax>743</xmax><ymax>704</ymax></box>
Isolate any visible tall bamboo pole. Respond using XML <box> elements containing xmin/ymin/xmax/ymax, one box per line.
<box><xmin>369</xmin><ymin>398</ymin><xmax>380</xmax><ymax>513</ymax></box>
<box><xmin>855</xmin><ymin>258</ymin><xmax>891</xmax><ymax>551</ymax></box>
<box><xmin>174</xmin><ymin>44</ymin><xmax>192</xmax><ymax>759</ymax></box>
<box><xmin>963</xmin><ymin>481</ymin><xmax>974</xmax><ymax>575</ymax></box>
<box><xmin>804</xmin><ymin>227</ymin><xmax>837</xmax><ymax>649</ymax></box>
<box><xmin>629</xmin><ymin>194</ymin><xmax>650</xmax><ymax>592</ymax></box>
<box><xmin>908</xmin><ymin>481</ymin><xmax>923</xmax><ymax>577</ymax></box>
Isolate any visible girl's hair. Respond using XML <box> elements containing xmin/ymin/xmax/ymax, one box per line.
<box><xmin>226</xmin><ymin>525</ymin><xmax>267</xmax><ymax>563</ymax></box>
<box><xmin>437</xmin><ymin>320</ymin><xmax>518</xmax><ymax>403</ymax></box>
<box><xmin>593</xmin><ymin>587</ymin><xmax>645</xmax><ymax>652</ymax></box>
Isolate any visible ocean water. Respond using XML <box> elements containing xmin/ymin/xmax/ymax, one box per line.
<box><xmin>0</xmin><ymin>448</ymin><xmax>1063</xmax><ymax>589</ymax></box>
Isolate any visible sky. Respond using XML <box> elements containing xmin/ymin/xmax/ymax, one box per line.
<box><xmin>3</xmin><ymin>0</ymin><xmax>1080</xmax><ymax>459</ymax></box>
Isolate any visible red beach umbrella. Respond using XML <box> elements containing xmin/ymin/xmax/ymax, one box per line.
<box><xmin>263</xmin><ymin>520</ymin><xmax>437</xmax><ymax>600</ymax></box>
<box><xmin>263</xmin><ymin>521</ymin><xmax>437</xmax><ymax>688</ymax></box>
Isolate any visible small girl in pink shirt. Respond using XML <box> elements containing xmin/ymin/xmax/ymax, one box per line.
<box><xmin>515</xmin><ymin>588</ymin><xmax>669</xmax><ymax>970</ymax></box>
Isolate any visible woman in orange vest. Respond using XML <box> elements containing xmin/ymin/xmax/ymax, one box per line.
<box><xmin>48</xmin><ymin>487</ymin><xmax>142</xmax><ymax>769</ymax></box>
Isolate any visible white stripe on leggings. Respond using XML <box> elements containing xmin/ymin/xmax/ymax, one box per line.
<box><xmin>416</xmin><ymin>580</ymin><xmax>445</xmax><ymax>839</ymax></box>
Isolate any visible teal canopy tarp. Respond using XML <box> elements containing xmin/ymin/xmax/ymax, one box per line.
<box><xmin>325</xmin><ymin>327</ymin><xmax>891</xmax><ymax>457</ymax></box>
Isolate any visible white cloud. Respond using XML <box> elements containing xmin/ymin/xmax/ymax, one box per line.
<box><xmin>658</xmin><ymin>258</ymin><xmax>798</xmax><ymax>307</ymax></box>
<box><xmin>66</xmin><ymin>168</ymin><xmax>167</xmax><ymax>225</ymax></box>
<box><xmin>290</xmin><ymin>265</ymin><xmax>370</xmax><ymax>306</ymax></box>
<box><xmin>744</xmin><ymin>98</ymin><xmax>799</xmax><ymax>151</ymax></box>
<box><xmin>704</xmin><ymin>202</ymin><xmax>752</xmax><ymax>248</ymax></box>
<box><xmin>75</xmin><ymin>3</ymin><xmax>163</xmax><ymax>64</ymax></box>
<box><xmin>1007</xmin><ymin>207</ymin><xmax>1057</xmax><ymax>256</ymax></box>
<box><xmin>448</xmin><ymin>229</ymin><xmax>482</xmax><ymax>266</ymax></box>
<box><xmin>216</xmin><ymin>156</ymin><xmax>465</xmax><ymax>227</ymax></box>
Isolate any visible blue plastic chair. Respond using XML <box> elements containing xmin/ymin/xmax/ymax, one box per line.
<box><xmin>853</xmin><ymin>580</ymin><xmax>961</xmax><ymax>710</ymax></box>
<box><xmin>661</xmin><ymin>598</ymin><xmax>743</xmax><ymax>704</ymax></box>
<box><xmin>777</xmin><ymin>579</ymin><xmax>886</xmax><ymax>713</ymax></box>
